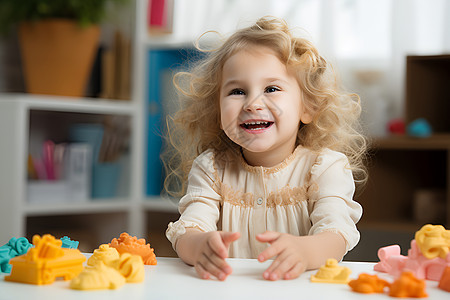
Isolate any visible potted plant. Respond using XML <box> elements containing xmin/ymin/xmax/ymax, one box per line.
<box><xmin>0</xmin><ymin>0</ymin><xmax>129</xmax><ymax>97</ymax></box>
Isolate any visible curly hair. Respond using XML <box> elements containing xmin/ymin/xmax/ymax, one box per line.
<box><xmin>162</xmin><ymin>16</ymin><xmax>368</xmax><ymax>197</ymax></box>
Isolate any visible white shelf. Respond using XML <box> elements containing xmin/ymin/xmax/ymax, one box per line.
<box><xmin>143</xmin><ymin>197</ymin><xmax>179</xmax><ymax>213</ymax></box>
<box><xmin>24</xmin><ymin>199</ymin><xmax>132</xmax><ymax>216</ymax></box>
<box><xmin>0</xmin><ymin>93</ymin><xmax>137</xmax><ymax>115</ymax></box>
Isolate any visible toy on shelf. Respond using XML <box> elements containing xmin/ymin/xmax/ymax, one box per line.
<box><xmin>109</xmin><ymin>232</ymin><xmax>157</xmax><ymax>265</ymax></box>
<box><xmin>0</xmin><ymin>237</ymin><xmax>32</xmax><ymax>273</ymax></box>
<box><xmin>4</xmin><ymin>234</ymin><xmax>86</xmax><ymax>285</ymax></box>
<box><xmin>348</xmin><ymin>273</ymin><xmax>390</xmax><ymax>294</ymax></box>
<box><xmin>310</xmin><ymin>258</ymin><xmax>351</xmax><ymax>284</ymax></box>
<box><xmin>407</xmin><ymin>118</ymin><xmax>432</xmax><ymax>138</ymax></box>
<box><xmin>388</xmin><ymin>271</ymin><xmax>428</xmax><ymax>298</ymax></box>
<box><xmin>438</xmin><ymin>266</ymin><xmax>450</xmax><ymax>292</ymax></box>
<box><xmin>70</xmin><ymin>261</ymin><xmax>126</xmax><ymax>290</ymax></box>
<box><xmin>60</xmin><ymin>236</ymin><xmax>79</xmax><ymax>249</ymax></box>
<box><xmin>374</xmin><ymin>224</ymin><xmax>450</xmax><ymax>281</ymax></box>
<box><xmin>70</xmin><ymin>244</ymin><xmax>144</xmax><ymax>290</ymax></box>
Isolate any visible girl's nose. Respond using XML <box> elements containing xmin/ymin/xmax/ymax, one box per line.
<box><xmin>244</xmin><ymin>95</ymin><xmax>265</xmax><ymax>112</ymax></box>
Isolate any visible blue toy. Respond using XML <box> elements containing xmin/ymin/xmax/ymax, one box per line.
<box><xmin>60</xmin><ymin>236</ymin><xmax>79</xmax><ymax>249</ymax></box>
<box><xmin>407</xmin><ymin>118</ymin><xmax>432</xmax><ymax>138</ymax></box>
<box><xmin>0</xmin><ymin>237</ymin><xmax>33</xmax><ymax>273</ymax></box>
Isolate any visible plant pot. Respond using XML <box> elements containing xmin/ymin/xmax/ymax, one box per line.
<box><xmin>18</xmin><ymin>19</ymin><xmax>100</xmax><ymax>97</ymax></box>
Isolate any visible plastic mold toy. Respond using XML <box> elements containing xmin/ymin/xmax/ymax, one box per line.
<box><xmin>389</xmin><ymin>271</ymin><xmax>428</xmax><ymax>298</ymax></box>
<box><xmin>348</xmin><ymin>273</ymin><xmax>390</xmax><ymax>294</ymax></box>
<box><xmin>60</xmin><ymin>236</ymin><xmax>79</xmax><ymax>249</ymax></box>
<box><xmin>109</xmin><ymin>232</ymin><xmax>157</xmax><ymax>265</ymax></box>
<box><xmin>0</xmin><ymin>237</ymin><xmax>32</xmax><ymax>273</ymax></box>
<box><xmin>310</xmin><ymin>258</ymin><xmax>351</xmax><ymax>284</ymax></box>
<box><xmin>4</xmin><ymin>234</ymin><xmax>86</xmax><ymax>285</ymax></box>
<box><xmin>374</xmin><ymin>224</ymin><xmax>450</xmax><ymax>281</ymax></box>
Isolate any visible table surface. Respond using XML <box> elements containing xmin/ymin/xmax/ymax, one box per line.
<box><xmin>0</xmin><ymin>256</ymin><xmax>448</xmax><ymax>300</ymax></box>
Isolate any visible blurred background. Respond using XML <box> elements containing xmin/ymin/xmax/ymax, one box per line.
<box><xmin>0</xmin><ymin>0</ymin><xmax>449</xmax><ymax>261</ymax></box>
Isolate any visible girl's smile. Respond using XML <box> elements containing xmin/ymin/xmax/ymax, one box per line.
<box><xmin>240</xmin><ymin>119</ymin><xmax>274</xmax><ymax>133</ymax></box>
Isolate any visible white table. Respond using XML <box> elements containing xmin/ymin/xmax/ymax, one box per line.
<box><xmin>0</xmin><ymin>257</ymin><xmax>448</xmax><ymax>300</ymax></box>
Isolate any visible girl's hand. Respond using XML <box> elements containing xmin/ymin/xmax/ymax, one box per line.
<box><xmin>193</xmin><ymin>231</ymin><xmax>240</xmax><ymax>281</ymax></box>
<box><xmin>256</xmin><ymin>231</ymin><xmax>308</xmax><ymax>281</ymax></box>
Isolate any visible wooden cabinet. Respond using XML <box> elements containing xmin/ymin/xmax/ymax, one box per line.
<box><xmin>346</xmin><ymin>54</ymin><xmax>450</xmax><ymax>262</ymax></box>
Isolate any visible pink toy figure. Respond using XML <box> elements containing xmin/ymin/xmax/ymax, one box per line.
<box><xmin>374</xmin><ymin>240</ymin><xmax>450</xmax><ymax>281</ymax></box>
<box><xmin>374</xmin><ymin>245</ymin><xmax>407</xmax><ymax>274</ymax></box>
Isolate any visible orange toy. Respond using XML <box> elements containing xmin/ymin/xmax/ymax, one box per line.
<box><xmin>389</xmin><ymin>271</ymin><xmax>428</xmax><ymax>298</ymax></box>
<box><xmin>348</xmin><ymin>273</ymin><xmax>390</xmax><ymax>294</ymax></box>
<box><xmin>109</xmin><ymin>232</ymin><xmax>157</xmax><ymax>265</ymax></box>
<box><xmin>5</xmin><ymin>234</ymin><xmax>86</xmax><ymax>285</ymax></box>
<box><xmin>438</xmin><ymin>266</ymin><xmax>450</xmax><ymax>292</ymax></box>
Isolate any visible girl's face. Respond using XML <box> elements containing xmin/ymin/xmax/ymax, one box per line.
<box><xmin>219</xmin><ymin>46</ymin><xmax>312</xmax><ymax>167</ymax></box>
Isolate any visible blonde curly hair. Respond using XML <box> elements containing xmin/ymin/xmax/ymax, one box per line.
<box><xmin>162</xmin><ymin>16</ymin><xmax>368</xmax><ymax>197</ymax></box>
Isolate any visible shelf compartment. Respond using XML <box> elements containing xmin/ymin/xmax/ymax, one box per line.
<box><xmin>24</xmin><ymin>199</ymin><xmax>131</xmax><ymax>216</ymax></box>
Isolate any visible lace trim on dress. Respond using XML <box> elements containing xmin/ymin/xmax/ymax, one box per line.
<box><xmin>166</xmin><ymin>221</ymin><xmax>204</xmax><ymax>248</ymax></box>
<box><xmin>238</xmin><ymin>145</ymin><xmax>304</xmax><ymax>175</ymax></box>
<box><xmin>217</xmin><ymin>181</ymin><xmax>313</xmax><ymax>208</ymax></box>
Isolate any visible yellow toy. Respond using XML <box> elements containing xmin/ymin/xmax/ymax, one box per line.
<box><xmin>5</xmin><ymin>234</ymin><xmax>86</xmax><ymax>285</ymax></box>
<box><xmin>310</xmin><ymin>258</ymin><xmax>352</xmax><ymax>284</ymax></box>
<box><xmin>70</xmin><ymin>261</ymin><xmax>126</xmax><ymax>290</ymax></box>
<box><xmin>87</xmin><ymin>244</ymin><xmax>120</xmax><ymax>267</ymax></box>
<box><xmin>71</xmin><ymin>243</ymin><xmax>145</xmax><ymax>290</ymax></box>
<box><xmin>415</xmin><ymin>224</ymin><xmax>450</xmax><ymax>259</ymax></box>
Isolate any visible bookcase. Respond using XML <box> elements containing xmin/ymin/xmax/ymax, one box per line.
<box><xmin>346</xmin><ymin>55</ymin><xmax>450</xmax><ymax>262</ymax></box>
<box><xmin>0</xmin><ymin>0</ymin><xmax>180</xmax><ymax>255</ymax></box>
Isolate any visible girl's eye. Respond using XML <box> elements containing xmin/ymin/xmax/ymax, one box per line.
<box><xmin>265</xmin><ymin>86</ymin><xmax>281</xmax><ymax>93</ymax></box>
<box><xmin>229</xmin><ymin>88</ymin><xmax>245</xmax><ymax>96</ymax></box>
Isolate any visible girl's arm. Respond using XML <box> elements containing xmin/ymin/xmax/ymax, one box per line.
<box><xmin>256</xmin><ymin>231</ymin><xmax>346</xmax><ymax>280</ymax></box>
<box><xmin>176</xmin><ymin>228</ymin><xmax>240</xmax><ymax>281</ymax></box>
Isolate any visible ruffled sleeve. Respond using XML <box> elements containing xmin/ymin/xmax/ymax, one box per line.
<box><xmin>308</xmin><ymin>149</ymin><xmax>363</xmax><ymax>252</ymax></box>
<box><xmin>165</xmin><ymin>150</ymin><xmax>221</xmax><ymax>249</ymax></box>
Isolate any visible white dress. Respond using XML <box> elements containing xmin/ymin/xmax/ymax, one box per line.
<box><xmin>166</xmin><ymin>146</ymin><xmax>362</xmax><ymax>259</ymax></box>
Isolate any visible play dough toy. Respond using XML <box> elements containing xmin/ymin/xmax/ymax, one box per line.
<box><xmin>388</xmin><ymin>271</ymin><xmax>428</xmax><ymax>298</ymax></box>
<box><xmin>0</xmin><ymin>237</ymin><xmax>32</xmax><ymax>273</ymax></box>
<box><xmin>348</xmin><ymin>273</ymin><xmax>390</xmax><ymax>294</ymax></box>
<box><xmin>70</xmin><ymin>261</ymin><xmax>126</xmax><ymax>290</ymax></box>
<box><xmin>87</xmin><ymin>244</ymin><xmax>120</xmax><ymax>267</ymax></box>
<box><xmin>5</xmin><ymin>234</ymin><xmax>86</xmax><ymax>285</ymax></box>
<box><xmin>71</xmin><ymin>243</ymin><xmax>144</xmax><ymax>290</ymax></box>
<box><xmin>374</xmin><ymin>224</ymin><xmax>450</xmax><ymax>281</ymax></box>
<box><xmin>438</xmin><ymin>266</ymin><xmax>450</xmax><ymax>292</ymax></box>
<box><xmin>310</xmin><ymin>258</ymin><xmax>351</xmax><ymax>284</ymax></box>
<box><xmin>415</xmin><ymin>224</ymin><xmax>449</xmax><ymax>259</ymax></box>
<box><xmin>60</xmin><ymin>236</ymin><xmax>79</xmax><ymax>249</ymax></box>
<box><xmin>109</xmin><ymin>232</ymin><xmax>157</xmax><ymax>265</ymax></box>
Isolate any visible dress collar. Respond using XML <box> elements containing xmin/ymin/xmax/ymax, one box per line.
<box><xmin>239</xmin><ymin>145</ymin><xmax>305</xmax><ymax>175</ymax></box>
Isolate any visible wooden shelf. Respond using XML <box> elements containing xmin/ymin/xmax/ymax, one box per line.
<box><xmin>372</xmin><ymin>134</ymin><xmax>450</xmax><ymax>150</ymax></box>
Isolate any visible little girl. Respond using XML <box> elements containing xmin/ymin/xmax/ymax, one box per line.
<box><xmin>164</xmin><ymin>16</ymin><xmax>367</xmax><ymax>281</ymax></box>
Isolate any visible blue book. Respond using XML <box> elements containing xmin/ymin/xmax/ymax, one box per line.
<box><xmin>146</xmin><ymin>48</ymin><xmax>201</xmax><ymax>196</ymax></box>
